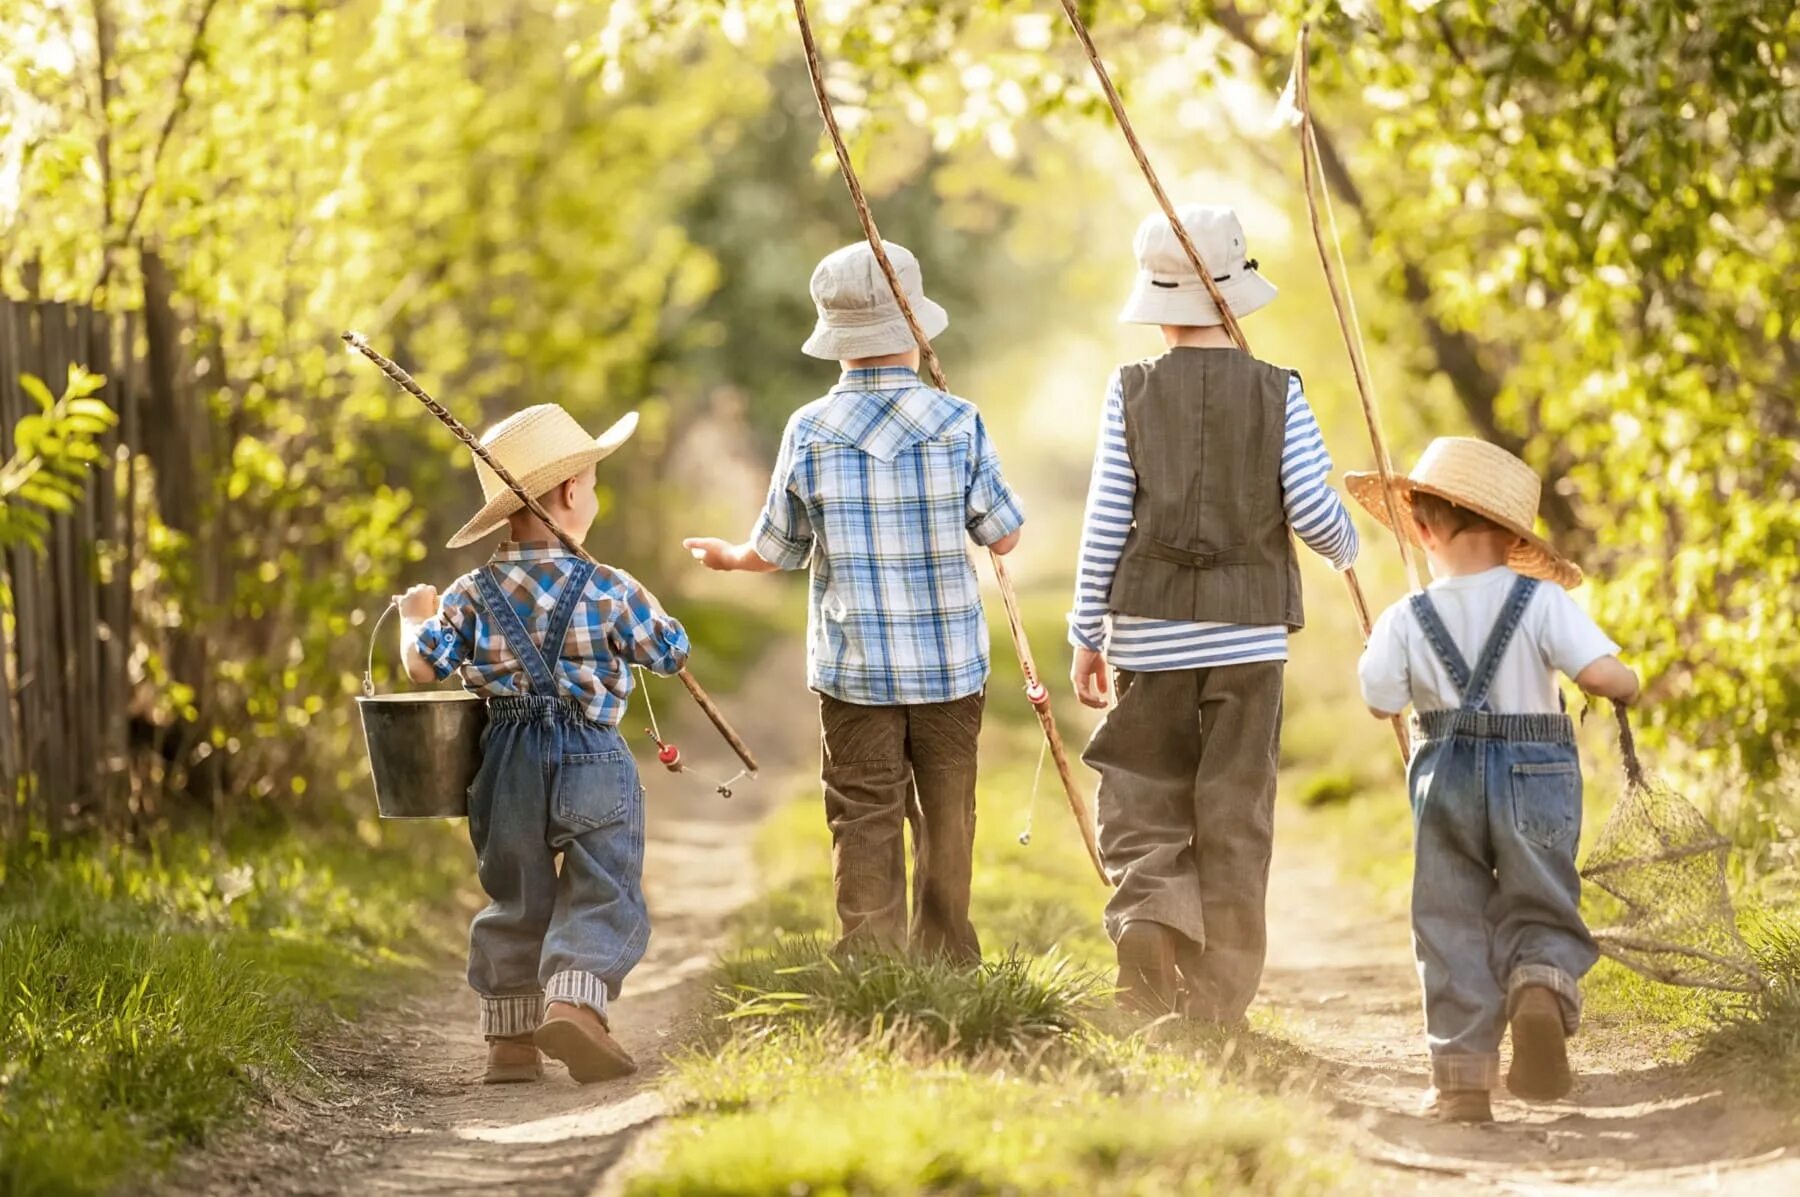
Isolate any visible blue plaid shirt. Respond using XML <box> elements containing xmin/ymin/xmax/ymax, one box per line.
<box><xmin>414</xmin><ymin>542</ymin><xmax>689</xmax><ymax>725</ymax></box>
<box><xmin>752</xmin><ymin>367</ymin><xmax>1026</xmax><ymax>706</ymax></box>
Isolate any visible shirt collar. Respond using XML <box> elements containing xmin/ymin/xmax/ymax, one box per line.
<box><xmin>831</xmin><ymin>365</ymin><xmax>923</xmax><ymax>394</ymax></box>
<box><xmin>490</xmin><ymin>540</ymin><xmax>577</xmax><ymax>563</ymax></box>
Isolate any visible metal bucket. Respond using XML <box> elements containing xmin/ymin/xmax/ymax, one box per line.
<box><xmin>357</xmin><ymin>604</ymin><xmax>487</xmax><ymax>819</ymax></box>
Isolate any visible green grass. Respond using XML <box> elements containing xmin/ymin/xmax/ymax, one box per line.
<box><xmin>635</xmin><ymin>728</ymin><xmax>1366</xmax><ymax>1195</ymax></box>
<box><xmin>0</xmin><ymin>820</ymin><xmax>469</xmax><ymax>1197</ymax></box>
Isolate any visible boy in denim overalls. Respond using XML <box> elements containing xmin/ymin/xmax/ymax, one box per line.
<box><xmin>397</xmin><ymin>403</ymin><xmax>689</xmax><ymax>1085</ymax></box>
<box><xmin>1352</xmin><ymin>438</ymin><xmax>1639</xmax><ymax>1123</ymax></box>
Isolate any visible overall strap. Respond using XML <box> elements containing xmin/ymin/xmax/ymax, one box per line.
<box><xmin>540</xmin><ymin>560</ymin><xmax>597</xmax><ymax>674</ymax></box>
<box><xmin>1408</xmin><ymin>591</ymin><xmax>1474</xmax><ymax>705</ymax></box>
<box><xmin>1462</xmin><ymin>575</ymin><xmax>1540</xmax><ymax>712</ymax></box>
<box><xmin>472</xmin><ymin>565</ymin><xmax>560</xmax><ymax>696</ymax></box>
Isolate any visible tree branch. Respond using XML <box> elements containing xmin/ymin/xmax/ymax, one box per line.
<box><xmin>1208</xmin><ymin>0</ymin><xmax>1581</xmax><ymax>537</ymax></box>
<box><xmin>92</xmin><ymin>0</ymin><xmax>222</xmax><ymax>303</ymax></box>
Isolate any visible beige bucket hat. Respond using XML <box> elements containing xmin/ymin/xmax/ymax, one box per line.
<box><xmin>802</xmin><ymin>240</ymin><xmax>948</xmax><ymax>361</ymax></box>
<box><xmin>1345</xmin><ymin>437</ymin><xmax>1583</xmax><ymax>589</ymax></box>
<box><xmin>1119</xmin><ymin>205</ymin><xmax>1278</xmax><ymax>327</ymax></box>
<box><xmin>446</xmin><ymin>404</ymin><xmax>637</xmax><ymax>549</ymax></box>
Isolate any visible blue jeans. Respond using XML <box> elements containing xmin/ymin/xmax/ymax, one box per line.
<box><xmin>465</xmin><ymin>696</ymin><xmax>649</xmax><ymax>1037</ymax></box>
<box><xmin>1408</xmin><ymin>710</ymin><xmax>1598</xmax><ymax>1090</ymax></box>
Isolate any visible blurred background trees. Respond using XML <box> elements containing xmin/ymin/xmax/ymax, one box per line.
<box><xmin>1</xmin><ymin>0</ymin><xmax>1793</xmax><ymax>841</ymax></box>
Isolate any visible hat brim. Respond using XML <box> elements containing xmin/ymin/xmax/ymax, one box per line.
<box><xmin>1118</xmin><ymin>270</ymin><xmax>1277</xmax><ymax>326</ymax></box>
<box><xmin>1343</xmin><ymin>470</ymin><xmax>1584</xmax><ymax>590</ymax></box>
<box><xmin>445</xmin><ymin>413</ymin><xmax>638</xmax><ymax>549</ymax></box>
<box><xmin>802</xmin><ymin>297</ymin><xmax>949</xmax><ymax>361</ymax></box>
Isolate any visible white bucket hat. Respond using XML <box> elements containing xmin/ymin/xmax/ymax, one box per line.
<box><xmin>801</xmin><ymin>240</ymin><xmax>949</xmax><ymax>361</ymax></box>
<box><xmin>446</xmin><ymin>404</ymin><xmax>637</xmax><ymax>549</ymax></box>
<box><xmin>1118</xmin><ymin>205</ymin><xmax>1278</xmax><ymax>327</ymax></box>
<box><xmin>1345</xmin><ymin>437</ymin><xmax>1583</xmax><ymax>589</ymax></box>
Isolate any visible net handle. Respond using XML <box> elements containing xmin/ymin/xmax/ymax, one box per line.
<box><xmin>1615</xmin><ymin>701</ymin><xmax>1646</xmax><ymax>791</ymax></box>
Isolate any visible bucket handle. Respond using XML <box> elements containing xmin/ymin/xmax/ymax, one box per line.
<box><xmin>362</xmin><ymin>601</ymin><xmax>400</xmax><ymax>698</ymax></box>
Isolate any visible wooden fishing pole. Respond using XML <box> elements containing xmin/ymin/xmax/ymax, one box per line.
<box><xmin>1054</xmin><ymin>0</ymin><xmax>1411</xmax><ymax>764</ymax></box>
<box><xmin>341</xmin><ymin>331</ymin><xmax>761</xmax><ymax>780</ymax></box>
<box><xmin>1292</xmin><ymin>25</ymin><xmax>1425</xmax><ymax>595</ymax></box>
<box><xmin>792</xmin><ymin>0</ymin><xmax>1108</xmax><ymax>886</ymax></box>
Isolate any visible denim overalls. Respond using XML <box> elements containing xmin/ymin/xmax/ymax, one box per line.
<box><xmin>464</xmin><ymin>561</ymin><xmax>649</xmax><ymax>1039</ymax></box>
<box><xmin>1406</xmin><ymin>575</ymin><xmax>1598</xmax><ymax>1091</ymax></box>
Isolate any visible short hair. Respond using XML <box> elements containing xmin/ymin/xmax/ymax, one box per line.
<box><xmin>1410</xmin><ymin>490</ymin><xmax>1505</xmax><ymax>537</ymax></box>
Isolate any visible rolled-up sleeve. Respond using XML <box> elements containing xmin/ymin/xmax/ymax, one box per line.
<box><xmin>413</xmin><ymin>583</ymin><xmax>477</xmax><ymax>680</ymax></box>
<box><xmin>749</xmin><ymin>417</ymin><xmax>814</xmax><ymax>571</ymax></box>
<box><xmin>605</xmin><ymin>569</ymin><xmax>691</xmax><ymax>677</ymax></box>
<box><xmin>965</xmin><ymin>413</ymin><xmax>1025</xmax><ymax>546</ymax></box>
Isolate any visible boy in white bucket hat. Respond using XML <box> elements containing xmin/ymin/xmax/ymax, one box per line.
<box><xmin>395</xmin><ymin>402</ymin><xmax>690</xmax><ymax>1086</ymax></box>
<box><xmin>1353</xmin><ymin>437</ymin><xmax>1639</xmax><ymax>1123</ymax></box>
<box><xmin>685</xmin><ymin>240</ymin><xmax>1024</xmax><ymax>963</ymax></box>
<box><xmin>1068</xmin><ymin>205</ymin><xmax>1359</xmax><ymax>1023</ymax></box>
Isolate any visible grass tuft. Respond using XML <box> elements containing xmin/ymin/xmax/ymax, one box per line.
<box><xmin>1696</xmin><ymin>907</ymin><xmax>1800</xmax><ymax>1097</ymax></box>
<box><xmin>715</xmin><ymin>936</ymin><xmax>1106</xmax><ymax>1056</ymax></box>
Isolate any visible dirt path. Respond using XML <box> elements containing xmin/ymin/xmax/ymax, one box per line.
<box><xmin>173</xmin><ymin>646</ymin><xmax>809</xmax><ymax>1197</ymax></box>
<box><xmin>1262</xmin><ymin>803</ymin><xmax>1800</xmax><ymax>1193</ymax></box>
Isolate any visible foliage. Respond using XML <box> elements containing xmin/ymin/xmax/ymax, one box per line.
<box><xmin>0</xmin><ymin>821</ymin><xmax>468</xmax><ymax>1196</ymax></box>
<box><xmin>0</xmin><ymin>365</ymin><xmax>114</xmax><ymax>554</ymax></box>
<box><xmin>1696</xmin><ymin>908</ymin><xmax>1800</xmax><ymax>1099</ymax></box>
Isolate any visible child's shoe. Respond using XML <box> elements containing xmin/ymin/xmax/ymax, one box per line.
<box><xmin>1421</xmin><ymin>1087</ymin><xmax>1493</xmax><ymax>1123</ymax></box>
<box><xmin>1506</xmin><ymin>985</ymin><xmax>1573</xmax><ymax>1101</ymax></box>
<box><xmin>1115</xmin><ymin>921</ymin><xmax>1179</xmax><ymax>1015</ymax></box>
<box><xmin>483</xmin><ymin>1034</ymin><xmax>543</xmax><ymax>1084</ymax></box>
<box><xmin>534</xmin><ymin>1001</ymin><xmax>637</xmax><ymax>1084</ymax></box>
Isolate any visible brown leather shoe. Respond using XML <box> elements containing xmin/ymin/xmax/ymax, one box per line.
<box><xmin>1421</xmin><ymin>1087</ymin><xmax>1493</xmax><ymax>1123</ymax></box>
<box><xmin>483</xmin><ymin>1034</ymin><xmax>543</xmax><ymax>1084</ymax></box>
<box><xmin>1507</xmin><ymin>985</ymin><xmax>1573</xmax><ymax>1101</ymax></box>
<box><xmin>534</xmin><ymin>1001</ymin><xmax>637</xmax><ymax>1084</ymax></box>
<box><xmin>1116</xmin><ymin>921</ymin><xmax>1179</xmax><ymax>1015</ymax></box>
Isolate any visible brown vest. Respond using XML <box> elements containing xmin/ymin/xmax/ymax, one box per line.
<box><xmin>1107</xmin><ymin>348</ymin><xmax>1304</xmax><ymax>630</ymax></box>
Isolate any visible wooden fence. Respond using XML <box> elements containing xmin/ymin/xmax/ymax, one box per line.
<box><xmin>0</xmin><ymin>256</ymin><xmax>215</xmax><ymax>841</ymax></box>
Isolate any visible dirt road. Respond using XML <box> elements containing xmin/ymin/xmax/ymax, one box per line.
<box><xmin>1262</xmin><ymin>803</ymin><xmax>1800</xmax><ymax>1193</ymax></box>
<box><xmin>168</xmin><ymin>647</ymin><xmax>809</xmax><ymax>1197</ymax></box>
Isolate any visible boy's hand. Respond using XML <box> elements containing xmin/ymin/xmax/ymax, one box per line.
<box><xmin>682</xmin><ymin>537</ymin><xmax>781</xmax><ymax>573</ymax></box>
<box><xmin>397</xmin><ymin>584</ymin><xmax>439</xmax><ymax>621</ymax></box>
<box><xmin>1071</xmin><ymin>646</ymin><xmax>1111</xmax><ymax>709</ymax></box>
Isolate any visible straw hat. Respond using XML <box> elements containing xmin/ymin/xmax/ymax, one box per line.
<box><xmin>445</xmin><ymin>404</ymin><xmax>637</xmax><ymax>549</ymax></box>
<box><xmin>802</xmin><ymin>241</ymin><xmax>948</xmax><ymax>360</ymax></box>
<box><xmin>1345</xmin><ymin>437</ymin><xmax>1583</xmax><ymax>589</ymax></box>
<box><xmin>1119</xmin><ymin>205</ymin><xmax>1278</xmax><ymax>327</ymax></box>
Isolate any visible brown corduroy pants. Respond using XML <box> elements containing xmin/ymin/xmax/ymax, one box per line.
<box><xmin>818</xmin><ymin>691</ymin><xmax>984</xmax><ymax>964</ymax></box>
<box><xmin>1082</xmin><ymin>663</ymin><xmax>1284</xmax><ymax>1022</ymax></box>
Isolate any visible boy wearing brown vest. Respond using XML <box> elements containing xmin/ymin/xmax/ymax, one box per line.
<box><xmin>1068</xmin><ymin>206</ymin><xmax>1359</xmax><ymax>1021</ymax></box>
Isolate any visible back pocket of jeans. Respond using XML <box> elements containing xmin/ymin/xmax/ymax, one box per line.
<box><xmin>554</xmin><ymin>749</ymin><xmax>635</xmax><ymax>832</ymax></box>
<box><xmin>1510</xmin><ymin>761</ymin><xmax>1579</xmax><ymax>850</ymax></box>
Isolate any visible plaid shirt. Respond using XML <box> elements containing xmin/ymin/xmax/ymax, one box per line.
<box><xmin>752</xmin><ymin>366</ymin><xmax>1025</xmax><ymax>706</ymax></box>
<box><xmin>415</xmin><ymin>542</ymin><xmax>689</xmax><ymax>725</ymax></box>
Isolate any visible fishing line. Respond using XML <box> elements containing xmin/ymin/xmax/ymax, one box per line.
<box><xmin>1017</xmin><ymin>736</ymin><xmax>1050</xmax><ymax>846</ymax></box>
<box><xmin>634</xmin><ymin>665</ymin><xmax>748</xmax><ymax>799</ymax></box>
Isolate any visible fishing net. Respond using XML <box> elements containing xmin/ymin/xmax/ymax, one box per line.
<box><xmin>1580</xmin><ymin>704</ymin><xmax>1763</xmax><ymax>993</ymax></box>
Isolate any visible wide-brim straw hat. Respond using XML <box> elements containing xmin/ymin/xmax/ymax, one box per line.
<box><xmin>802</xmin><ymin>240</ymin><xmax>949</xmax><ymax>360</ymax></box>
<box><xmin>1119</xmin><ymin>205</ymin><xmax>1278</xmax><ymax>327</ymax></box>
<box><xmin>1345</xmin><ymin>437</ymin><xmax>1583</xmax><ymax>589</ymax></box>
<box><xmin>446</xmin><ymin>404</ymin><xmax>637</xmax><ymax>549</ymax></box>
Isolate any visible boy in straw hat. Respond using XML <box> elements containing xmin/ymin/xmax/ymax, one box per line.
<box><xmin>395</xmin><ymin>403</ymin><xmax>690</xmax><ymax>1085</ymax></box>
<box><xmin>1351</xmin><ymin>437</ymin><xmax>1639</xmax><ymax>1122</ymax></box>
<box><xmin>1069</xmin><ymin>204</ymin><xmax>1359</xmax><ymax>1023</ymax></box>
<box><xmin>684</xmin><ymin>240</ymin><xmax>1024</xmax><ymax>963</ymax></box>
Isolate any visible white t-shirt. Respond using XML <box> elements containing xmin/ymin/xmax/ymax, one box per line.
<box><xmin>1358</xmin><ymin>567</ymin><xmax>1620</xmax><ymax>715</ymax></box>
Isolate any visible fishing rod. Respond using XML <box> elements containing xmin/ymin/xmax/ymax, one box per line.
<box><xmin>791</xmin><ymin>0</ymin><xmax>1108</xmax><ymax>885</ymax></box>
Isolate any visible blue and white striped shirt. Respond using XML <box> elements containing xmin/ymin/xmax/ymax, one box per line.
<box><xmin>1067</xmin><ymin>366</ymin><xmax>1358</xmax><ymax>671</ymax></box>
<box><xmin>753</xmin><ymin>366</ymin><xmax>1026</xmax><ymax>706</ymax></box>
